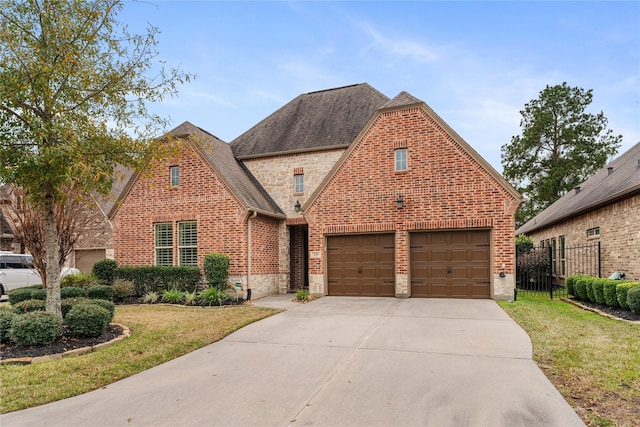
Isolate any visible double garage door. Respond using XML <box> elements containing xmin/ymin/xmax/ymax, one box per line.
<box><xmin>327</xmin><ymin>230</ymin><xmax>490</xmax><ymax>298</ymax></box>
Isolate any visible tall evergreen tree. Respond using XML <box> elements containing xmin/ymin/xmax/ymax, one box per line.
<box><xmin>502</xmin><ymin>83</ymin><xmax>621</xmax><ymax>226</ymax></box>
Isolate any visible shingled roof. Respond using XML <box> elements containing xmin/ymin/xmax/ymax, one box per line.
<box><xmin>517</xmin><ymin>141</ymin><xmax>640</xmax><ymax>235</ymax></box>
<box><xmin>231</xmin><ymin>83</ymin><xmax>389</xmax><ymax>159</ymax></box>
<box><xmin>111</xmin><ymin>122</ymin><xmax>284</xmax><ymax>219</ymax></box>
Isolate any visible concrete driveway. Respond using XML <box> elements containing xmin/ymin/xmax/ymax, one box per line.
<box><xmin>2</xmin><ymin>296</ymin><xmax>584</xmax><ymax>427</ymax></box>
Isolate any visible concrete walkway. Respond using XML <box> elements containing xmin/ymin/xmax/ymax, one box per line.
<box><xmin>2</xmin><ymin>296</ymin><xmax>584</xmax><ymax>427</ymax></box>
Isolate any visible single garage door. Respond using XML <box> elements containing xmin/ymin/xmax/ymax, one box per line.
<box><xmin>327</xmin><ymin>234</ymin><xmax>395</xmax><ymax>296</ymax></box>
<box><xmin>410</xmin><ymin>230</ymin><xmax>490</xmax><ymax>298</ymax></box>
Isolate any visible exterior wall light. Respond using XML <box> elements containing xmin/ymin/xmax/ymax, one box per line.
<box><xmin>396</xmin><ymin>195</ymin><xmax>404</xmax><ymax>209</ymax></box>
<box><xmin>295</xmin><ymin>200</ymin><xmax>302</xmax><ymax>212</ymax></box>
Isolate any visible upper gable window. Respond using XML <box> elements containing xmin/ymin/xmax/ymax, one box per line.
<box><xmin>395</xmin><ymin>148</ymin><xmax>407</xmax><ymax>171</ymax></box>
<box><xmin>170</xmin><ymin>166</ymin><xmax>180</xmax><ymax>187</ymax></box>
<box><xmin>294</xmin><ymin>174</ymin><xmax>304</xmax><ymax>193</ymax></box>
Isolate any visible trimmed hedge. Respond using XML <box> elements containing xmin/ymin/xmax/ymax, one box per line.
<box><xmin>0</xmin><ymin>307</ymin><xmax>15</xmax><ymax>343</ymax></box>
<box><xmin>591</xmin><ymin>278</ymin><xmax>607</xmax><ymax>305</ymax></box>
<box><xmin>82</xmin><ymin>299</ymin><xmax>115</xmax><ymax>323</ymax></box>
<box><xmin>92</xmin><ymin>258</ymin><xmax>118</xmax><ymax>286</ymax></box>
<box><xmin>566</xmin><ymin>276</ymin><xmax>578</xmax><ymax>297</ymax></box>
<box><xmin>10</xmin><ymin>311</ymin><xmax>62</xmax><ymax>346</ymax></box>
<box><xmin>617</xmin><ymin>282</ymin><xmax>640</xmax><ymax>309</ymax></box>
<box><xmin>8</xmin><ymin>288</ymin><xmax>38</xmax><ymax>305</ymax></box>
<box><xmin>61</xmin><ymin>297</ymin><xmax>90</xmax><ymax>318</ymax></box>
<box><xmin>61</xmin><ymin>273</ymin><xmax>99</xmax><ymax>289</ymax></box>
<box><xmin>203</xmin><ymin>253</ymin><xmax>230</xmax><ymax>290</ymax></box>
<box><xmin>13</xmin><ymin>299</ymin><xmax>46</xmax><ymax>314</ymax></box>
<box><xmin>603</xmin><ymin>280</ymin><xmax>620</xmax><ymax>307</ymax></box>
<box><xmin>575</xmin><ymin>277</ymin><xmax>591</xmax><ymax>301</ymax></box>
<box><xmin>61</xmin><ymin>286</ymin><xmax>86</xmax><ymax>299</ymax></box>
<box><xmin>65</xmin><ymin>304</ymin><xmax>110</xmax><ymax>338</ymax></box>
<box><xmin>87</xmin><ymin>285</ymin><xmax>114</xmax><ymax>301</ymax></box>
<box><xmin>115</xmin><ymin>266</ymin><xmax>202</xmax><ymax>296</ymax></box>
<box><xmin>627</xmin><ymin>286</ymin><xmax>640</xmax><ymax>314</ymax></box>
<box><xmin>585</xmin><ymin>279</ymin><xmax>596</xmax><ymax>302</ymax></box>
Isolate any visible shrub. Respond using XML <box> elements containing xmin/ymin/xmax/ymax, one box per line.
<box><xmin>603</xmin><ymin>280</ymin><xmax>619</xmax><ymax>307</ymax></box>
<box><xmin>565</xmin><ymin>276</ymin><xmax>578</xmax><ymax>297</ymax></box>
<box><xmin>80</xmin><ymin>299</ymin><xmax>115</xmax><ymax>323</ymax></box>
<box><xmin>13</xmin><ymin>299</ymin><xmax>46</xmax><ymax>314</ymax></box>
<box><xmin>87</xmin><ymin>285</ymin><xmax>114</xmax><ymax>301</ymax></box>
<box><xmin>203</xmin><ymin>253</ymin><xmax>230</xmax><ymax>291</ymax></box>
<box><xmin>617</xmin><ymin>282</ymin><xmax>640</xmax><ymax>309</ymax></box>
<box><xmin>10</xmin><ymin>311</ymin><xmax>62</xmax><ymax>346</ymax></box>
<box><xmin>112</xmin><ymin>278</ymin><xmax>134</xmax><ymax>301</ymax></box>
<box><xmin>591</xmin><ymin>278</ymin><xmax>607</xmax><ymax>305</ymax></box>
<box><xmin>61</xmin><ymin>286</ymin><xmax>86</xmax><ymax>299</ymax></box>
<box><xmin>585</xmin><ymin>278</ymin><xmax>596</xmax><ymax>302</ymax></box>
<box><xmin>197</xmin><ymin>287</ymin><xmax>224</xmax><ymax>306</ymax></box>
<box><xmin>142</xmin><ymin>291</ymin><xmax>159</xmax><ymax>304</ymax></box>
<box><xmin>115</xmin><ymin>266</ymin><xmax>202</xmax><ymax>296</ymax></box>
<box><xmin>627</xmin><ymin>286</ymin><xmax>640</xmax><ymax>314</ymax></box>
<box><xmin>162</xmin><ymin>288</ymin><xmax>184</xmax><ymax>304</ymax></box>
<box><xmin>65</xmin><ymin>304</ymin><xmax>110</xmax><ymax>337</ymax></box>
<box><xmin>61</xmin><ymin>273</ymin><xmax>99</xmax><ymax>289</ymax></box>
<box><xmin>8</xmin><ymin>288</ymin><xmax>37</xmax><ymax>305</ymax></box>
<box><xmin>184</xmin><ymin>291</ymin><xmax>197</xmax><ymax>306</ymax></box>
<box><xmin>515</xmin><ymin>234</ymin><xmax>534</xmax><ymax>256</ymax></box>
<box><xmin>575</xmin><ymin>277</ymin><xmax>590</xmax><ymax>301</ymax></box>
<box><xmin>61</xmin><ymin>297</ymin><xmax>90</xmax><ymax>318</ymax></box>
<box><xmin>0</xmin><ymin>307</ymin><xmax>15</xmax><ymax>343</ymax></box>
<box><xmin>30</xmin><ymin>288</ymin><xmax>47</xmax><ymax>301</ymax></box>
<box><xmin>296</xmin><ymin>289</ymin><xmax>310</xmax><ymax>302</ymax></box>
<box><xmin>92</xmin><ymin>258</ymin><xmax>118</xmax><ymax>286</ymax></box>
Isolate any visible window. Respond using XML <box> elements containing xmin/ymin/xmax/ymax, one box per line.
<box><xmin>155</xmin><ymin>223</ymin><xmax>173</xmax><ymax>266</ymax></box>
<box><xmin>294</xmin><ymin>174</ymin><xmax>304</xmax><ymax>193</ymax></box>
<box><xmin>551</xmin><ymin>238</ymin><xmax>557</xmax><ymax>276</ymax></box>
<box><xmin>179</xmin><ymin>221</ymin><xmax>197</xmax><ymax>266</ymax></box>
<box><xmin>395</xmin><ymin>148</ymin><xmax>407</xmax><ymax>171</ymax></box>
<box><xmin>170</xmin><ymin>166</ymin><xmax>180</xmax><ymax>187</ymax></box>
<box><xmin>587</xmin><ymin>227</ymin><xmax>600</xmax><ymax>238</ymax></box>
<box><xmin>559</xmin><ymin>236</ymin><xmax>566</xmax><ymax>276</ymax></box>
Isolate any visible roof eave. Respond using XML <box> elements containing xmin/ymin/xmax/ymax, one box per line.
<box><xmin>236</xmin><ymin>144</ymin><xmax>350</xmax><ymax>161</ymax></box>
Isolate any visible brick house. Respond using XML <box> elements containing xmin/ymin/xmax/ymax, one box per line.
<box><xmin>516</xmin><ymin>142</ymin><xmax>640</xmax><ymax>281</ymax></box>
<box><xmin>112</xmin><ymin>84</ymin><xmax>521</xmax><ymax>299</ymax></box>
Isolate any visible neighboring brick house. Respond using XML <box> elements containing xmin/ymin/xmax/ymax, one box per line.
<box><xmin>516</xmin><ymin>142</ymin><xmax>640</xmax><ymax>281</ymax></box>
<box><xmin>112</xmin><ymin>83</ymin><xmax>521</xmax><ymax>299</ymax></box>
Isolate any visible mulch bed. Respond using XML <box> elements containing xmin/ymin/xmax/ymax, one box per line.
<box><xmin>565</xmin><ymin>298</ymin><xmax>640</xmax><ymax>322</ymax></box>
<box><xmin>0</xmin><ymin>324</ymin><xmax>123</xmax><ymax>360</ymax></box>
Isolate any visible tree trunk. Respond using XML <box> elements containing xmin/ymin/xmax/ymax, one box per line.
<box><xmin>43</xmin><ymin>182</ymin><xmax>62</xmax><ymax>318</ymax></box>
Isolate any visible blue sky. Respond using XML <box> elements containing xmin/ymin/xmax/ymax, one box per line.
<box><xmin>119</xmin><ymin>1</ymin><xmax>639</xmax><ymax>172</ymax></box>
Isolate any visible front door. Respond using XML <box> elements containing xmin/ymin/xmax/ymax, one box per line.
<box><xmin>289</xmin><ymin>225</ymin><xmax>309</xmax><ymax>291</ymax></box>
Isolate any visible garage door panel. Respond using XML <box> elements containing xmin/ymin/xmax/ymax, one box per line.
<box><xmin>410</xmin><ymin>230</ymin><xmax>491</xmax><ymax>299</ymax></box>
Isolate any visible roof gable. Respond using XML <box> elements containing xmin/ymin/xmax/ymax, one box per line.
<box><xmin>517</xmin><ymin>141</ymin><xmax>640</xmax><ymax>235</ymax></box>
<box><xmin>231</xmin><ymin>83</ymin><xmax>389</xmax><ymax>159</ymax></box>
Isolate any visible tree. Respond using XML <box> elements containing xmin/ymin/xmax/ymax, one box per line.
<box><xmin>0</xmin><ymin>0</ymin><xmax>192</xmax><ymax>317</ymax></box>
<box><xmin>501</xmin><ymin>83</ymin><xmax>621</xmax><ymax>226</ymax></box>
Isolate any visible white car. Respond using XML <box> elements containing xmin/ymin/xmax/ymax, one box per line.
<box><xmin>0</xmin><ymin>253</ymin><xmax>80</xmax><ymax>295</ymax></box>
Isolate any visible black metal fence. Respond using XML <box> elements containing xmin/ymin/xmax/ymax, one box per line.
<box><xmin>515</xmin><ymin>241</ymin><xmax>601</xmax><ymax>300</ymax></box>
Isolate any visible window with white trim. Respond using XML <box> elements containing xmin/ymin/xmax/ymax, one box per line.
<box><xmin>179</xmin><ymin>221</ymin><xmax>198</xmax><ymax>266</ymax></box>
<box><xmin>559</xmin><ymin>236</ymin><xmax>566</xmax><ymax>276</ymax></box>
<box><xmin>587</xmin><ymin>227</ymin><xmax>600</xmax><ymax>238</ymax></box>
<box><xmin>170</xmin><ymin>166</ymin><xmax>180</xmax><ymax>187</ymax></box>
<box><xmin>395</xmin><ymin>148</ymin><xmax>407</xmax><ymax>171</ymax></box>
<box><xmin>294</xmin><ymin>174</ymin><xmax>304</xmax><ymax>193</ymax></box>
<box><xmin>155</xmin><ymin>223</ymin><xmax>173</xmax><ymax>266</ymax></box>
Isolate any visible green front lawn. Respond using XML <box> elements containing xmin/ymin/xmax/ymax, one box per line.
<box><xmin>499</xmin><ymin>294</ymin><xmax>640</xmax><ymax>427</ymax></box>
<box><xmin>1</xmin><ymin>304</ymin><xmax>280</xmax><ymax>413</ymax></box>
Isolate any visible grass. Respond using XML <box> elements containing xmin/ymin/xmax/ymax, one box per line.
<box><xmin>499</xmin><ymin>294</ymin><xmax>640</xmax><ymax>427</ymax></box>
<box><xmin>1</xmin><ymin>304</ymin><xmax>280</xmax><ymax>413</ymax></box>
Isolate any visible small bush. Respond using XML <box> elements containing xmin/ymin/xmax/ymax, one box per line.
<box><xmin>112</xmin><ymin>279</ymin><xmax>134</xmax><ymax>301</ymax></box>
<box><xmin>0</xmin><ymin>307</ymin><xmax>15</xmax><ymax>343</ymax></box>
<box><xmin>115</xmin><ymin>266</ymin><xmax>202</xmax><ymax>296</ymax></box>
<box><xmin>87</xmin><ymin>285</ymin><xmax>114</xmax><ymax>301</ymax></box>
<box><xmin>30</xmin><ymin>288</ymin><xmax>47</xmax><ymax>301</ymax></box>
<box><xmin>8</xmin><ymin>288</ymin><xmax>37</xmax><ymax>305</ymax></box>
<box><xmin>65</xmin><ymin>304</ymin><xmax>110</xmax><ymax>338</ymax></box>
<box><xmin>565</xmin><ymin>276</ymin><xmax>578</xmax><ymax>297</ymax></box>
<box><xmin>10</xmin><ymin>311</ymin><xmax>62</xmax><ymax>346</ymax></box>
<box><xmin>162</xmin><ymin>288</ymin><xmax>184</xmax><ymax>304</ymax></box>
<box><xmin>13</xmin><ymin>299</ymin><xmax>46</xmax><ymax>314</ymax></box>
<box><xmin>61</xmin><ymin>286</ymin><xmax>86</xmax><ymax>299</ymax></box>
<box><xmin>184</xmin><ymin>291</ymin><xmax>197</xmax><ymax>306</ymax></box>
<box><xmin>197</xmin><ymin>287</ymin><xmax>224</xmax><ymax>306</ymax></box>
<box><xmin>617</xmin><ymin>282</ymin><xmax>640</xmax><ymax>309</ymax></box>
<box><xmin>296</xmin><ymin>289</ymin><xmax>310</xmax><ymax>302</ymax></box>
<box><xmin>575</xmin><ymin>277</ymin><xmax>590</xmax><ymax>301</ymax></box>
<box><xmin>61</xmin><ymin>273</ymin><xmax>99</xmax><ymax>289</ymax></box>
<box><xmin>61</xmin><ymin>297</ymin><xmax>90</xmax><ymax>318</ymax></box>
<box><xmin>142</xmin><ymin>291</ymin><xmax>159</xmax><ymax>304</ymax></box>
<box><xmin>585</xmin><ymin>278</ymin><xmax>596</xmax><ymax>302</ymax></box>
<box><xmin>627</xmin><ymin>286</ymin><xmax>640</xmax><ymax>314</ymax></box>
<box><xmin>591</xmin><ymin>278</ymin><xmax>607</xmax><ymax>305</ymax></box>
<box><xmin>80</xmin><ymin>299</ymin><xmax>115</xmax><ymax>323</ymax></box>
<box><xmin>92</xmin><ymin>258</ymin><xmax>118</xmax><ymax>286</ymax></box>
<box><xmin>603</xmin><ymin>280</ymin><xmax>619</xmax><ymax>307</ymax></box>
<box><xmin>203</xmin><ymin>253</ymin><xmax>230</xmax><ymax>291</ymax></box>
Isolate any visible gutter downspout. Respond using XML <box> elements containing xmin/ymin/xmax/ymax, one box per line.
<box><xmin>246</xmin><ymin>210</ymin><xmax>258</xmax><ymax>300</ymax></box>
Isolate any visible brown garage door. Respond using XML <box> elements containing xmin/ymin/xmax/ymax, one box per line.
<box><xmin>410</xmin><ymin>230</ymin><xmax>490</xmax><ymax>298</ymax></box>
<box><xmin>74</xmin><ymin>249</ymin><xmax>106</xmax><ymax>274</ymax></box>
<box><xmin>327</xmin><ymin>234</ymin><xmax>395</xmax><ymax>296</ymax></box>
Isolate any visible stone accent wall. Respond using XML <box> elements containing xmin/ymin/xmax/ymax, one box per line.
<box><xmin>526</xmin><ymin>194</ymin><xmax>640</xmax><ymax>281</ymax></box>
<box><xmin>305</xmin><ymin>106</ymin><xmax>519</xmax><ymax>299</ymax></box>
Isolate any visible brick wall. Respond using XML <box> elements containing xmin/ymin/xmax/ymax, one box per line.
<box><xmin>112</xmin><ymin>143</ymin><xmax>250</xmax><ymax>276</ymax></box>
<box><xmin>526</xmin><ymin>194</ymin><xmax>640</xmax><ymax>281</ymax></box>
<box><xmin>306</xmin><ymin>106</ymin><xmax>519</xmax><ymax>298</ymax></box>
